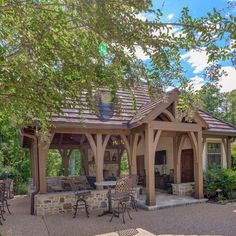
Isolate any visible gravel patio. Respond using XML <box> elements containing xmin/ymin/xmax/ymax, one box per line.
<box><xmin>1</xmin><ymin>195</ymin><xmax>236</xmax><ymax>236</ymax></box>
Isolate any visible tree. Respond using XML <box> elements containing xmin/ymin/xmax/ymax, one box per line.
<box><xmin>197</xmin><ymin>83</ymin><xmax>224</xmax><ymax>118</ymax></box>
<box><xmin>225</xmin><ymin>90</ymin><xmax>236</xmax><ymax>125</ymax></box>
<box><xmin>0</xmin><ymin>1</ymin><xmax>235</xmax><ymax>129</ymax></box>
<box><xmin>0</xmin><ymin>115</ymin><xmax>30</xmax><ymax>194</ymax></box>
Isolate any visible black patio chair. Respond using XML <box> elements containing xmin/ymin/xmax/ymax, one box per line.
<box><xmin>0</xmin><ymin>204</ymin><xmax>5</xmax><ymax>225</ymax></box>
<box><xmin>3</xmin><ymin>179</ymin><xmax>13</xmax><ymax>199</ymax></box>
<box><xmin>0</xmin><ymin>182</ymin><xmax>11</xmax><ymax>215</ymax></box>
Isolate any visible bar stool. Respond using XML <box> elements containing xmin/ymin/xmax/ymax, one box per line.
<box><xmin>73</xmin><ymin>190</ymin><xmax>91</xmax><ymax>219</ymax></box>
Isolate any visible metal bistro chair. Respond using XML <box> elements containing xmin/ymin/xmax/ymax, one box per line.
<box><xmin>0</xmin><ymin>182</ymin><xmax>11</xmax><ymax>218</ymax></box>
<box><xmin>72</xmin><ymin>180</ymin><xmax>91</xmax><ymax>219</ymax></box>
<box><xmin>3</xmin><ymin>179</ymin><xmax>13</xmax><ymax>199</ymax></box>
<box><xmin>0</xmin><ymin>202</ymin><xmax>5</xmax><ymax>225</ymax></box>
<box><xmin>110</xmin><ymin>176</ymin><xmax>132</xmax><ymax>224</ymax></box>
<box><xmin>129</xmin><ymin>175</ymin><xmax>138</xmax><ymax>212</ymax></box>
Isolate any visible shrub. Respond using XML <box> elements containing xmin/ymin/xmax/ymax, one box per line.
<box><xmin>231</xmin><ymin>141</ymin><xmax>236</xmax><ymax>171</ymax></box>
<box><xmin>204</xmin><ymin>166</ymin><xmax>236</xmax><ymax>199</ymax></box>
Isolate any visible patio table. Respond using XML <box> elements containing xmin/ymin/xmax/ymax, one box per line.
<box><xmin>95</xmin><ymin>181</ymin><xmax>116</xmax><ymax>217</ymax></box>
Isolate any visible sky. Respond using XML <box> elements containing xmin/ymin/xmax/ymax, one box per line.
<box><xmin>137</xmin><ymin>0</ymin><xmax>236</xmax><ymax>92</ymax></box>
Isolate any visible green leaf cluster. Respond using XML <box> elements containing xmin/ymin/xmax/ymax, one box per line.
<box><xmin>204</xmin><ymin>167</ymin><xmax>236</xmax><ymax>199</ymax></box>
<box><xmin>0</xmin><ymin>1</ymin><xmax>235</xmax><ymax>128</ymax></box>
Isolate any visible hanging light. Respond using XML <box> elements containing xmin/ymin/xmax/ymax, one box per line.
<box><xmin>111</xmin><ymin>136</ymin><xmax>124</xmax><ymax>146</ymax></box>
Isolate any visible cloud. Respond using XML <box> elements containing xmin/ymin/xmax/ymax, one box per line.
<box><xmin>218</xmin><ymin>66</ymin><xmax>236</xmax><ymax>92</ymax></box>
<box><xmin>181</xmin><ymin>48</ymin><xmax>209</xmax><ymax>74</ymax></box>
<box><xmin>152</xmin><ymin>26</ymin><xmax>179</xmax><ymax>38</ymax></box>
<box><xmin>167</xmin><ymin>14</ymin><xmax>174</xmax><ymax>20</ymax></box>
<box><xmin>135</xmin><ymin>13</ymin><xmax>146</xmax><ymax>21</ymax></box>
<box><xmin>189</xmin><ymin>66</ymin><xmax>236</xmax><ymax>92</ymax></box>
<box><xmin>134</xmin><ymin>45</ymin><xmax>150</xmax><ymax>60</ymax></box>
<box><xmin>189</xmin><ymin>76</ymin><xmax>205</xmax><ymax>91</ymax></box>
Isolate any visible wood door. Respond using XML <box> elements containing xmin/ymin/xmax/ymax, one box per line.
<box><xmin>181</xmin><ymin>149</ymin><xmax>194</xmax><ymax>183</ymax></box>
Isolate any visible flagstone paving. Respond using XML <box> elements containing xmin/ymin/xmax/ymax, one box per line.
<box><xmin>1</xmin><ymin>195</ymin><xmax>236</xmax><ymax>236</ymax></box>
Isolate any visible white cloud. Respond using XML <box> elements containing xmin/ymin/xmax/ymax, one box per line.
<box><xmin>181</xmin><ymin>48</ymin><xmax>209</xmax><ymax>74</ymax></box>
<box><xmin>189</xmin><ymin>76</ymin><xmax>205</xmax><ymax>91</ymax></box>
<box><xmin>218</xmin><ymin>66</ymin><xmax>236</xmax><ymax>92</ymax></box>
<box><xmin>189</xmin><ymin>66</ymin><xmax>236</xmax><ymax>92</ymax></box>
<box><xmin>166</xmin><ymin>86</ymin><xmax>175</xmax><ymax>92</ymax></box>
<box><xmin>167</xmin><ymin>14</ymin><xmax>174</xmax><ymax>20</ymax></box>
<box><xmin>134</xmin><ymin>45</ymin><xmax>150</xmax><ymax>60</ymax></box>
<box><xmin>135</xmin><ymin>13</ymin><xmax>146</xmax><ymax>21</ymax></box>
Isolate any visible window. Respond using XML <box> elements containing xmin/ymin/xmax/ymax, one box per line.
<box><xmin>96</xmin><ymin>91</ymin><xmax>113</xmax><ymax>120</ymax></box>
<box><xmin>207</xmin><ymin>143</ymin><xmax>222</xmax><ymax>168</ymax></box>
<box><xmin>155</xmin><ymin>150</ymin><xmax>167</xmax><ymax>165</ymax></box>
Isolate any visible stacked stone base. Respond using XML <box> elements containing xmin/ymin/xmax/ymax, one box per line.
<box><xmin>34</xmin><ymin>190</ymin><xmax>109</xmax><ymax>216</ymax></box>
<box><xmin>34</xmin><ymin>187</ymin><xmax>140</xmax><ymax>216</ymax></box>
<box><xmin>171</xmin><ymin>182</ymin><xmax>195</xmax><ymax>196</ymax></box>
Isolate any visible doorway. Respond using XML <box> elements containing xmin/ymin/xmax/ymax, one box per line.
<box><xmin>181</xmin><ymin>149</ymin><xmax>194</xmax><ymax>183</ymax></box>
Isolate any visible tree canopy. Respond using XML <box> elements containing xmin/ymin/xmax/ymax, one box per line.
<box><xmin>0</xmin><ymin>0</ymin><xmax>235</xmax><ymax>129</ymax></box>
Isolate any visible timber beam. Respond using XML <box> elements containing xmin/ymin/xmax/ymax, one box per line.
<box><xmin>150</xmin><ymin>121</ymin><xmax>201</xmax><ymax>132</ymax></box>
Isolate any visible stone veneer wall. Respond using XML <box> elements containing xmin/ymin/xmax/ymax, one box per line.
<box><xmin>34</xmin><ymin>190</ymin><xmax>109</xmax><ymax>216</ymax></box>
<box><xmin>88</xmin><ymin>164</ymin><xmax>119</xmax><ymax>177</ymax></box>
<box><xmin>171</xmin><ymin>182</ymin><xmax>195</xmax><ymax>196</ymax></box>
<box><xmin>34</xmin><ymin>187</ymin><xmax>140</xmax><ymax>216</ymax></box>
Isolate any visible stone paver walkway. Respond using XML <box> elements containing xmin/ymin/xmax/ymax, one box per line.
<box><xmin>138</xmin><ymin>191</ymin><xmax>207</xmax><ymax>210</ymax></box>
<box><xmin>1</xmin><ymin>195</ymin><xmax>236</xmax><ymax>236</ymax></box>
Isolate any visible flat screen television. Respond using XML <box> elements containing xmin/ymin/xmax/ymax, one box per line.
<box><xmin>155</xmin><ymin>150</ymin><xmax>167</xmax><ymax>165</ymax></box>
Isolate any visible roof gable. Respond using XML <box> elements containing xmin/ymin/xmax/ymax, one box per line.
<box><xmin>129</xmin><ymin>88</ymin><xmax>180</xmax><ymax>127</ymax></box>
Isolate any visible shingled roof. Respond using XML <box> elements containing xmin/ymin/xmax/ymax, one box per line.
<box><xmin>198</xmin><ymin>110</ymin><xmax>236</xmax><ymax>135</ymax></box>
<box><xmin>52</xmin><ymin>84</ymin><xmax>236</xmax><ymax>136</ymax></box>
<box><xmin>52</xmin><ymin>84</ymin><xmax>151</xmax><ymax>128</ymax></box>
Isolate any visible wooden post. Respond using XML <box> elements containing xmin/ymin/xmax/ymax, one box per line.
<box><xmin>121</xmin><ymin>134</ymin><xmax>132</xmax><ymax>174</ymax></box>
<box><xmin>130</xmin><ymin>133</ymin><xmax>139</xmax><ymax>175</ymax></box>
<box><xmin>32</xmin><ymin>139</ymin><xmax>39</xmax><ymax>189</ymax></box>
<box><xmin>96</xmin><ymin>134</ymin><xmax>104</xmax><ymax>183</ymax></box>
<box><xmin>38</xmin><ymin>144</ymin><xmax>49</xmax><ymax>193</ymax></box>
<box><xmin>173</xmin><ymin>136</ymin><xmax>180</xmax><ymax>184</ymax></box>
<box><xmin>86</xmin><ymin>133</ymin><xmax>110</xmax><ymax>189</ymax></box>
<box><xmin>227</xmin><ymin>138</ymin><xmax>232</xmax><ymax>168</ymax></box>
<box><xmin>30</xmin><ymin>141</ymin><xmax>37</xmax><ymax>186</ymax></box>
<box><xmin>80</xmin><ymin>148</ymin><xmax>89</xmax><ymax>175</ymax></box>
<box><xmin>174</xmin><ymin>135</ymin><xmax>186</xmax><ymax>184</ymax></box>
<box><xmin>144</xmin><ymin>125</ymin><xmax>161</xmax><ymax>206</ymax></box>
<box><xmin>38</xmin><ymin>132</ymin><xmax>54</xmax><ymax>194</ymax></box>
<box><xmin>188</xmin><ymin>131</ymin><xmax>203</xmax><ymax>199</ymax></box>
<box><xmin>195</xmin><ymin>131</ymin><xmax>204</xmax><ymax>198</ymax></box>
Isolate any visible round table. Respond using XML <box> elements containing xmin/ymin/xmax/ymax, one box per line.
<box><xmin>95</xmin><ymin>181</ymin><xmax>116</xmax><ymax>217</ymax></box>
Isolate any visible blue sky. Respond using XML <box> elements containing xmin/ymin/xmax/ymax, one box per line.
<box><xmin>138</xmin><ymin>0</ymin><xmax>236</xmax><ymax>92</ymax></box>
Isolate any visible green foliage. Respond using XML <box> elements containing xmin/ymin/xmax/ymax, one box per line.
<box><xmin>0</xmin><ymin>115</ymin><xmax>30</xmax><ymax>194</ymax></box>
<box><xmin>204</xmin><ymin>167</ymin><xmax>236</xmax><ymax>199</ymax></box>
<box><xmin>0</xmin><ymin>1</ymin><xmax>235</xmax><ymax>129</ymax></box>
<box><xmin>120</xmin><ymin>151</ymin><xmax>129</xmax><ymax>176</ymax></box>
<box><xmin>224</xmin><ymin>90</ymin><xmax>236</xmax><ymax>125</ymax></box>
<box><xmin>72</xmin><ymin>150</ymin><xmax>82</xmax><ymax>176</ymax></box>
<box><xmin>46</xmin><ymin>150</ymin><xmax>63</xmax><ymax>177</ymax></box>
<box><xmin>231</xmin><ymin>141</ymin><xmax>236</xmax><ymax>171</ymax></box>
<box><xmin>197</xmin><ymin>83</ymin><xmax>224</xmax><ymax>117</ymax></box>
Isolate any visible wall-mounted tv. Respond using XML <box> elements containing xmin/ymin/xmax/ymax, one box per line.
<box><xmin>155</xmin><ymin>150</ymin><xmax>167</xmax><ymax>165</ymax></box>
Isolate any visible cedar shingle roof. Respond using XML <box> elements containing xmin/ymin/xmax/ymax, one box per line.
<box><xmin>52</xmin><ymin>84</ymin><xmax>151</xmax><ymax>127</ymax></box>
<box><xmin>198</xmin><ymin>110</ymin><xmax>236</xmax><ymax>134</ymax></box>
<box><xmin>52</xmin><ymin>84</ymin><xmax>236</xmax><ymax>135</ymax></box>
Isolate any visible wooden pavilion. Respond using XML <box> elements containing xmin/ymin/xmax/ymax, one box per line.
<box><xmin>21</xmin><ymin>84</ymin><xmax>236</xmax><ymax>207</ymax></box>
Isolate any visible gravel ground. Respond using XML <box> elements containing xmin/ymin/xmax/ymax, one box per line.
<box><xmin>0</xmin><ymin>195</ymin><xmax>236</xmax><ymax>236</ymax></box>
